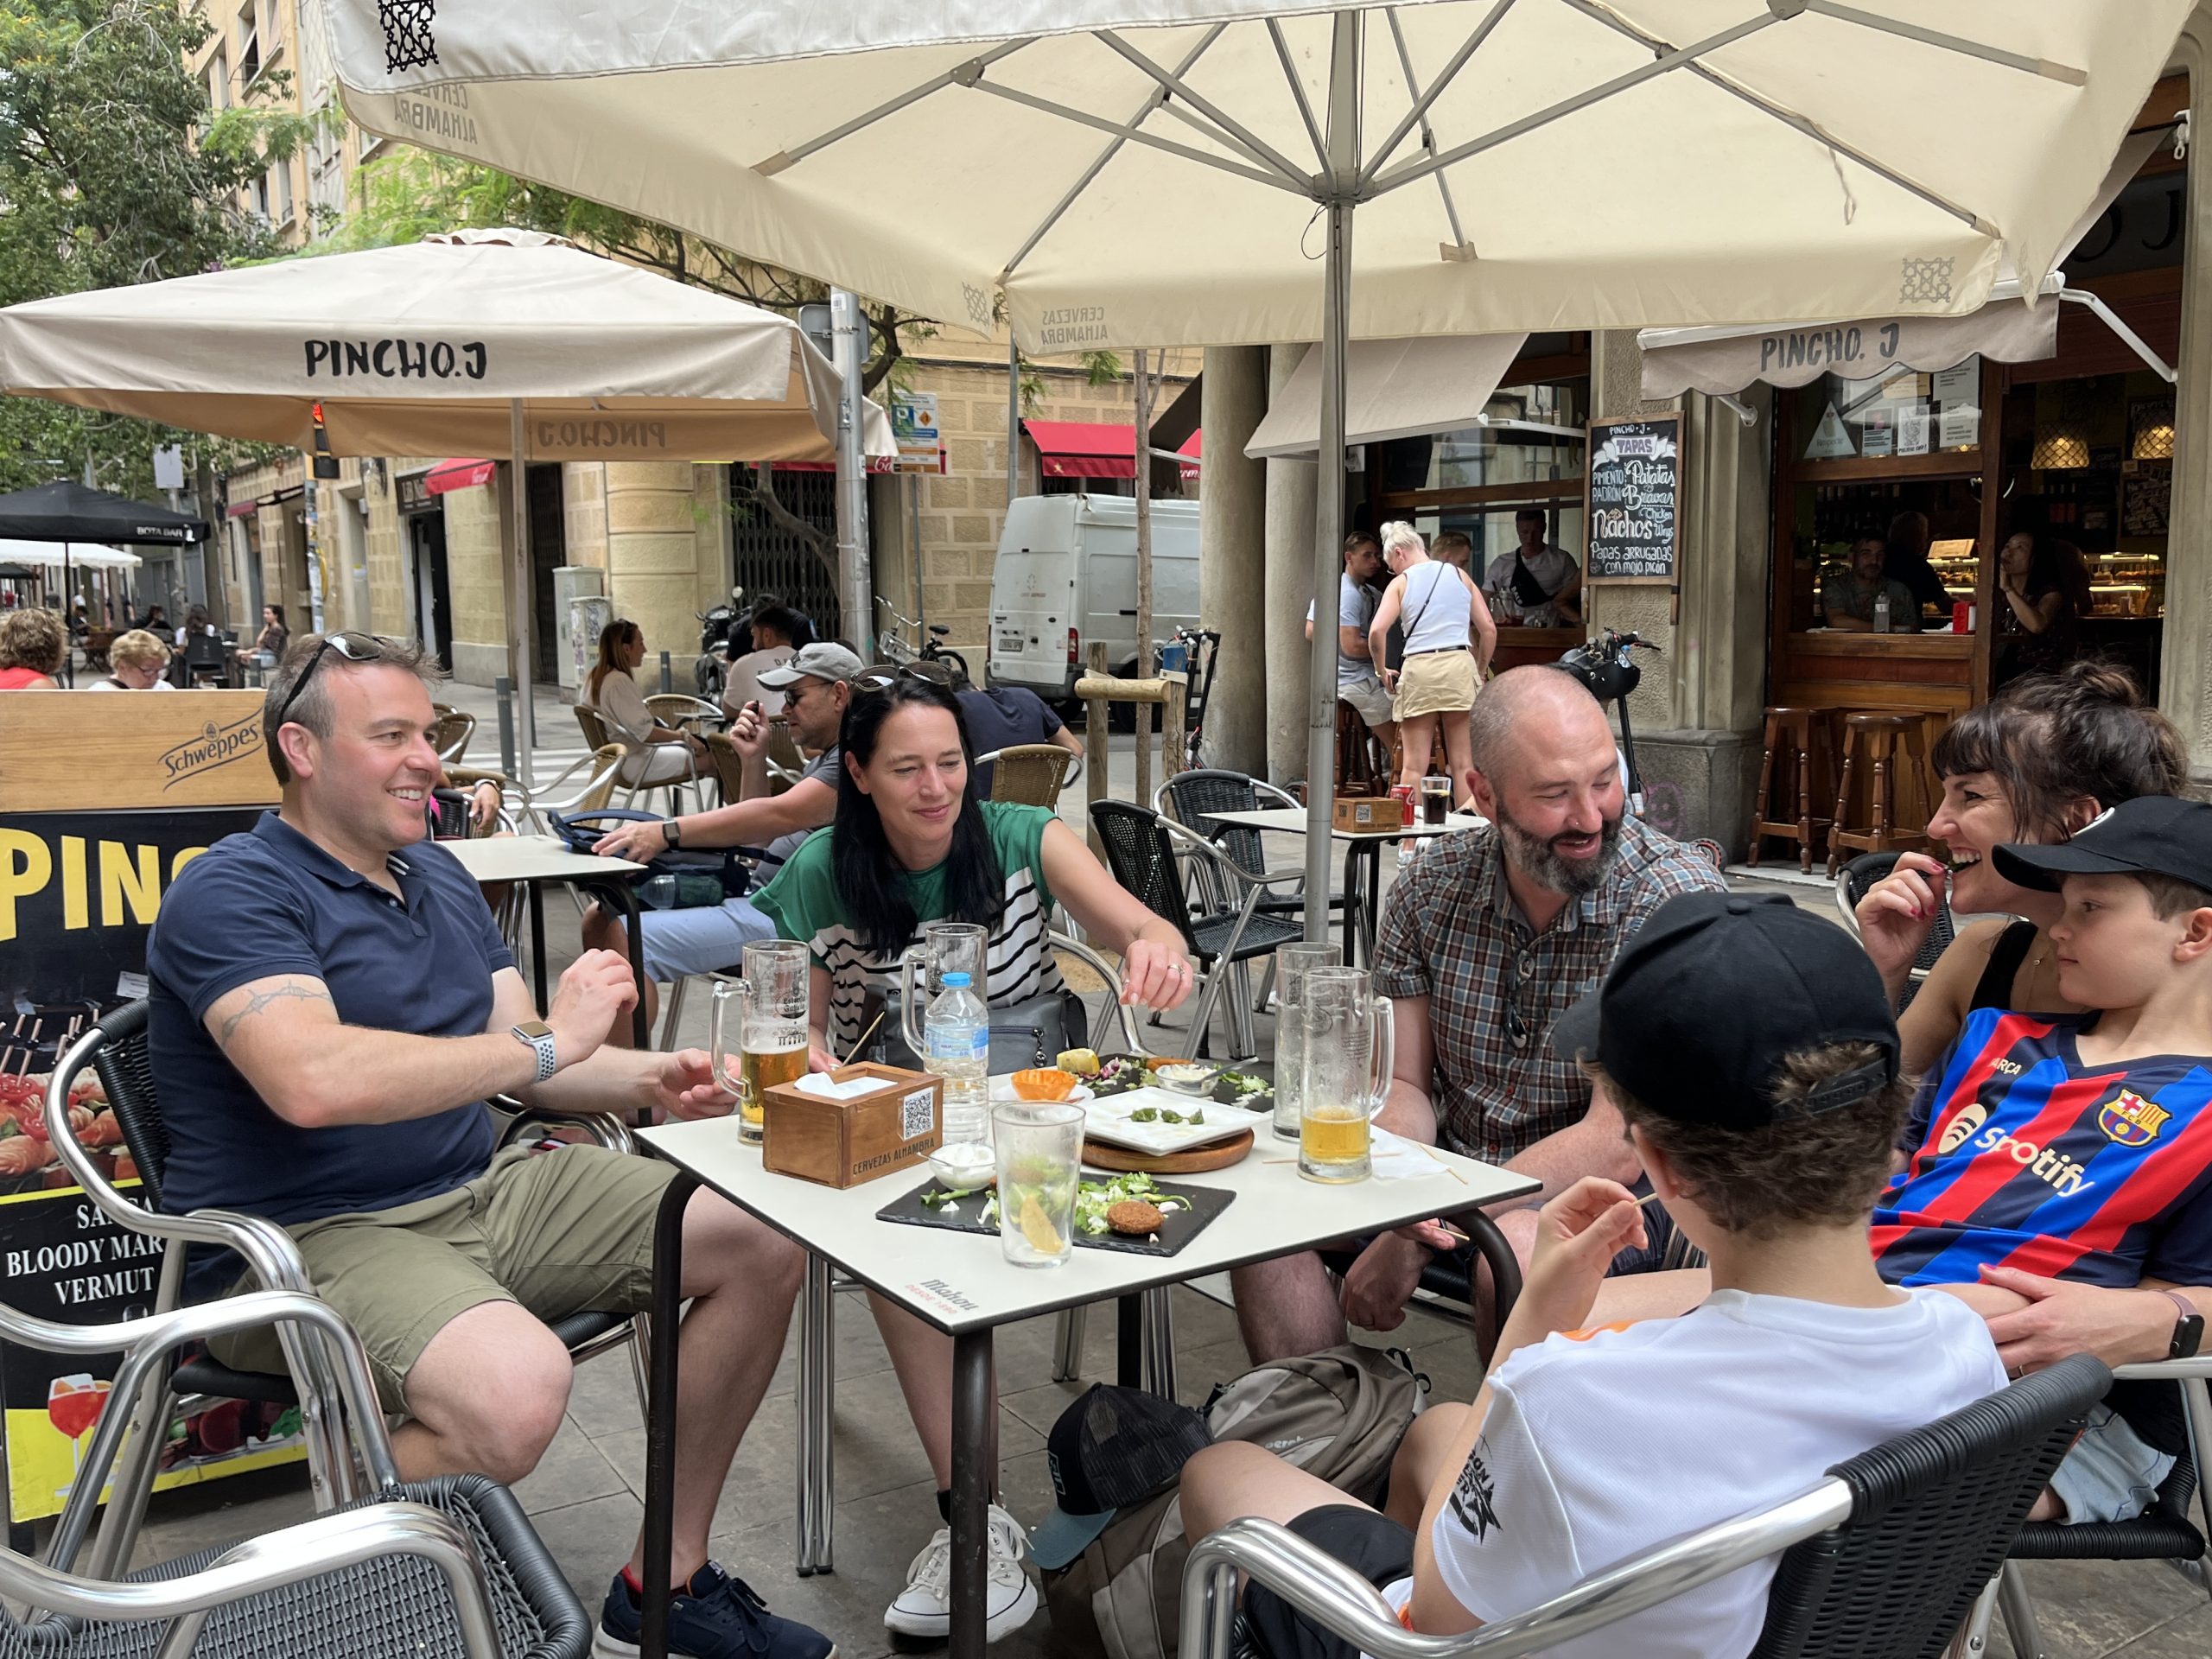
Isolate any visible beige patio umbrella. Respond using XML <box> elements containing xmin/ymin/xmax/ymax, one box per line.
<box><xmin>0</xmin><ymin>229</ymin><xmax>896</xmax><ymax>777</ymax></box>
<box><xmin>315</xmin><ymin>0</ymin><xmax>2190</xmax><ymax>918</ymax></box>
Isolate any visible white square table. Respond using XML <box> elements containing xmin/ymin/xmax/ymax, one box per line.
<box><xmin>441</xmin><ymin>836</ymin><xmax>650</xmax><ymax>1046</ymax></box>
<box><xmin>632</xmin><ymin>1116</ymin><xmax>1536</xmax><ymax>1659</ymax></box>
<box><xmin>1202</xmin><ymin>807</ymin><xmax>1487</xmax><ymax>967</ymax></box>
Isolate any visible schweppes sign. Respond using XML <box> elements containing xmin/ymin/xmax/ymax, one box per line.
<box><xmin>157</xmin><ymin>714</ymin><xmax>264</xmax><ymax>790</ymax></box>
<box><xmin>2098</xmin><ymin>1090</ymin><xmax>2171</xmax><ymax>1147</ymax></box>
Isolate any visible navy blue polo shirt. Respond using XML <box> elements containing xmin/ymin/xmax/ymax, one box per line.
<box><xmin>146</xmin><ymin>812</ymin><xmax>512</xmax><ymax>1234</ymax></box>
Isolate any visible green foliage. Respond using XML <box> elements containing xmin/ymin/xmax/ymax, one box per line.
<box><xmin>0</xmin><ymin>0</ymin><xmax>310</xmax><ymax>495</ymax></box>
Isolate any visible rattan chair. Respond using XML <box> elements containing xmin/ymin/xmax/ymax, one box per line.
<box><xmin>1187</xmin><ymin>1355</ymin><xmax>2111</xmax><ymax>1659</ymax></box>
<box><xmin>1833</xmin><ymin>852</ymin><xmax>1960</xmax><ymax>1014</ymax></box>
<box><xmin>1090</xmin><ymin>801</ymin><xmax>1305</xmax><ymax>1061</ymax></box>
<box><xmin>982</xmin><ymin>743</ymin><xmax>1077</xmax><ymax>805</ymax></box>
<box><xmin>0</xmin><ymin>1287</ymin><xmax>588</xmax><ymax>1656</ymax></box>
<box><xmin>574</xmin><ymin>703</ymin><xmax>702</xmax><ymax>813</ymax></box>
<box><xmin>429</xmin><ymin>706</ymin><xmax>477</xmax><ymax>765</ymax></box>
<box><xmin>42</xmin><ymin>1005</ymin><xmax>649</xmax><ymax>1576</ymax></box>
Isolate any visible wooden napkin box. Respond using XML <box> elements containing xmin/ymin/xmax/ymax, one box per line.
<box><xmin>1332</xmin><ymin>795</ymin><xmax>1408</xmax><ymax>833</ymax></box>
<box><xmin>762</xmin><ymin>1062</ymin><xmax>943</xmax><ymax>1188</ymax></box>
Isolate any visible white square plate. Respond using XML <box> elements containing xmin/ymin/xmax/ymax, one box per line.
<box><xmin>1080</xmin><ymin>1085</ymin><xmax>1248</xmax><ymax>1155</ymax></box>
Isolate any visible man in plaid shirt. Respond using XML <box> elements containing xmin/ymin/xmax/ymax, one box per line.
<box><xmin>1236</xmin><ymin>668</ymin><xmax>1725</xmax><ymax>1361</ymax></box>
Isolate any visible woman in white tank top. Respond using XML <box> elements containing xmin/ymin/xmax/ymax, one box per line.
<box><xmin>1368</xmin><ymin>522</ymin><xmax>1495</xmax><ymax>807</ymax></box>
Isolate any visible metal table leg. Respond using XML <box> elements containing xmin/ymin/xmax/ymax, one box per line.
<box><xmin>949</xmin><ymin>1328</ymin><xmax>995</xmax><ymax>1659</ymax></box>
<box><xmin>1339</xmin><ymin>840</ymin><xmax>1363</xmax><ymax>965</ymax></box>
<box><xmin>795</xmin><ymin>1252</ymin><xmax>836</xmax><ymax>1576</ymax></box>
<box><xmin>529</xmin><ymin>882</ymin><xmax>549</xmax><ymax>1008</ymax></box>
<box><xmin>1116</xmin><ymin>1294</ymin><xmax>1143</xmax><ymax>1388</ymax></box>
<box><xmin>641</xmin><ymin>1171</ymin><xmax>698</xmax><ymax>1659</ymax></box>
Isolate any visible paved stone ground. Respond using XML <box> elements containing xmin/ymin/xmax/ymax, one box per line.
<box><xmin>113</xmin><ymin>723</ymin><xmax>2210</xmax><ymax>1656</ymax></box>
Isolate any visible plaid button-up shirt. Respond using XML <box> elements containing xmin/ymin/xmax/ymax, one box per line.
<box><xmin>1372</xmin><ymin>816</ymin><xmax>1726</xmax><ymax>1163</ymax></box>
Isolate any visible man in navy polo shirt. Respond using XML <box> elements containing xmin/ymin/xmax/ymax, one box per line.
<box><xmin>147</xmin><ymin>633</ymin><xmax>830</xmax><ymax>1659</ymax></box>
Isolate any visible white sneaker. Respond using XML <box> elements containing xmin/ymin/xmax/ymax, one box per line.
<box><xmin>884</xmin><ymin>1503</ymin><xmax>1040</xmax><ymax>1644</ymax></box>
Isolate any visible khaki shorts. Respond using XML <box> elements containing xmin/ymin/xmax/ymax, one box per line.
<box><xmin>1338</xmin><ymin>674</ymin><xmax>1396</xmax><ymax>729</ymax></box>
<box><xmin>1393</xmin><ymin>648</ymin><xmax>1477</xmax><ymax>721</ymax></box>
<box><xmin>213</xmin><ymin>1144</ymin><xmax>675</xmax><ymax>1411</ymax></box>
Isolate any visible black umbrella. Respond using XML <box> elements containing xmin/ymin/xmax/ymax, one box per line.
<box><xmin>0</xmin><ymin>480</ymin><xmax>205</xmax><ymax>545</ymax></box>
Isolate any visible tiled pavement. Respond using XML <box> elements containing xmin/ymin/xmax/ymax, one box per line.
<box><xmin>105</xmin><ymin>765</ymin><xmax>2212</xmax><ymax>1656</ymax></box>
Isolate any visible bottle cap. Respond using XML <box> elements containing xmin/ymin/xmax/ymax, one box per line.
<box><xmin>943</xmin><ymin>972</ymin><xmax>972</xmax><ymax>988</ymax></box>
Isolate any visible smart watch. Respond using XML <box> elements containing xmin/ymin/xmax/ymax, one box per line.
<box><xmin>2159</xmin><ymin>1290</ymin><xmax>2203</xmax><ymax>1361</ymax></box>
<box><xmin>664</xmin><ymin>818</ymin><xmax>683</xmax><ymax>849</ymax></box>
<box><xmin>512</xmin><ymin>1020</ymin><xmax>559</xmax><ymax>1084</ymax></box>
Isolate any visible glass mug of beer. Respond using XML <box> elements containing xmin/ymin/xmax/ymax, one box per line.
<box><xmin>1296</xmin><ymin>968</ymin><xmax>1395</xmax><ymax>1183</ymax></box>
<box><xmin>898</xmin><ymin>921</ymin><xmax>990</xmax><ymax>1061</ymax></box>
<box><xmin>709</xmin><ymin>939</ymin><xmax>811</xmax><ymax>1145</ymax></box>
<box><xmin>1272</xmin><ymin>941</ymin><xmax>1343</xmax><ymax>1140</ymax></box>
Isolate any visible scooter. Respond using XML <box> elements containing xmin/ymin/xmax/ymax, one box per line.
<box><xmin>1557</xmin><ymin>628</ymin><xmax>1660</xmax><ymax>817</ymax></box>
<box><xmin>693</xmin><ymin>586</ymin><xmax>742</xmax><ymax>699</ymax></box>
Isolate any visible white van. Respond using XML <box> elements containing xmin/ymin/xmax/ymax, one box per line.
<box><xmin>986</xmin><ymin>493</ymin><xmax>1202</xmax><ymax>702</ymax></box>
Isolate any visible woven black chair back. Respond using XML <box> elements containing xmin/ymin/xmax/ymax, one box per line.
<box><xmin>1090</xmin><ymin>802</ymin><xmax>1198</xmax><ymax>948</ymax></box>
<box><xmin>2010</xmin><ymin>1376</ymin><xmax>2203</xmax><ymax>1563</ymax></box>
<box><xmin>1162</xmin><ymin>770</ymin><xmax>1266</xmax><ymax>877</ymax></box>
<box><xmin>85</xmin><ymin>1000</ymin><xmax>169</xmax><ymax>1211</ymax></box>
<box><xmin>1751</xmin><ymin>1352</ymin><xmax>2108</xmax><ymax>1658</ymax></box>
<box><xmin>1840</xmin><ymin>852</ymin><xmax>1957</xmax><ymax>976</ymax></box>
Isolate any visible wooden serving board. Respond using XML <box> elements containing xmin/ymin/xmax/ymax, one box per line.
<box><xmin>1082</xmin><ymin>1128</ymin><xmax>1253</xmax><ymax>1173</ymax></box>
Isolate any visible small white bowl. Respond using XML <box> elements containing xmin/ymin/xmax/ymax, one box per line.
<box><xmin>1154</xmin><ymin>1062</ymin><xmax>1219</xmax><ymax>1096</ymax></box>
<box><xmin>927</xmin><ymin>1148</ymin><xmax>998</xmax><ymax>1191</ymax></box>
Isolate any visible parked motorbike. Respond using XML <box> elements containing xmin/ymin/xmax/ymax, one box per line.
<box><xmin>693</xmin><ymin>587</ymin><xmax>742</xmax><ymax>699</ymax></box>
<box><xmin>1557</xmin><ymin>628</ymin><xmax>1660</xmax><ymax>817</ymax></box>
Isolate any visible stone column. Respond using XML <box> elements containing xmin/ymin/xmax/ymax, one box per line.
<box><xmin>1586</xmin><ymin>329</ymin><xmax>1771</xmax><ymax>849</ymax></box>
<box><xmin>601</xmin><ymin>461</ymin><xmax>708</xmax><ymax>671</ymax></box>
<box><xmin>2162</xmin><ymin>7</ymin><xmax>2212</xmax><ymax>791</ymax></box>
<box><xmin>1198</xmin><ymin>346</ymin><xmax>1269</xmax><ymax>773</ymax></box>
<box><xmin>1264</xmin><ymin>343</ymin><xmax>1317</xmax><ymax>784</ymax></box>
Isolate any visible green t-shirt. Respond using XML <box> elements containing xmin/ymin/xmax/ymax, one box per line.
<box><xmin>753</xmin><ymin>800</ymin><xmax>1063</xmax><ymax>1053</ymax></box>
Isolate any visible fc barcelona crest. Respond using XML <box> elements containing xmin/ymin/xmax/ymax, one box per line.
<box><xmin>2098</xmin><ymin>1090</ymin><xmax>2171</xmax><ymax>1147</ymax></box>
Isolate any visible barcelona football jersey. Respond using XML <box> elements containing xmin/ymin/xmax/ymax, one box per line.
<box><xmin>1873</xmin><ymin>1009</ymin><xmax>2212</xmax><ymax>1289</ymax></box>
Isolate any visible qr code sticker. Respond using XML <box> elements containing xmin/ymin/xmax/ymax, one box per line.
<box><xmin>903</xmin><ymin>1088</ymin><xmax>937</xmax><ymax>1141</ymax></box>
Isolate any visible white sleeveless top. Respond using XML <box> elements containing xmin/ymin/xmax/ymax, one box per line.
<box><xmin>1399</xmin><ymin>560</ymin><xmax>1472</xmax><ymax>655</ymax></box>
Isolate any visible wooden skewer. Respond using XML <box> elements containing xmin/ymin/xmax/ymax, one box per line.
<box><xmin>840</xmin><ymin>1010</ymin><xmax>886</xmax><ymax>1066</ymax></box>
<box><xmin>1414</xmin><ymin>1139</ymin><xmax>1470</xmax><ymax>1186</ymax></box>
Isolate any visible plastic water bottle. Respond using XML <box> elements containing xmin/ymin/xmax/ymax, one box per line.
<box><xmin>924</xmin><ymin>970</ymin><xmax>992</xmax><ymax>1155</ymax></box>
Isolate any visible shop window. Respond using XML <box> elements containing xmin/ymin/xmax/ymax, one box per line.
<box><xmin>1794</xmin><ymin>354</ymin><xmax>1982</xmax><ymax>463</ymax></box>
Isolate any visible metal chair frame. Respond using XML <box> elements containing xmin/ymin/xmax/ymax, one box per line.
<box><xmin>1184</xmin><ymin>1357</ymin><xmax>2111</xmax><ymax>1659</ymax></box>
<box><xmin>429</xmin><ymin>708</ymin><xmax>477</xmax><ymax>765</ymax></box>
<box><xmin>1091</xmin><ymin>802</ymin><xmax>1306</xmax><ymax>1062</ymax></box>
<box><xmin>1831</xmin><ymin>851</ymin><xmax>1962</xmax><ymax>1014</ymax></box>
<box><xmin>575</xmin><ymin>702</ymin><xmax>702</xmax><ymax>817</ymax></box>
<box><xmin>42</xmin><ymin>1007</ymin><xmax>649</xmax><ymax>1580</ymax></box>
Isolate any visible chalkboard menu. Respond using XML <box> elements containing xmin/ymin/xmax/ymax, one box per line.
<box><xmin>1584</xmin><ymin>413</ymin><xmax>1683</xmax><ymax>584</ymax></box>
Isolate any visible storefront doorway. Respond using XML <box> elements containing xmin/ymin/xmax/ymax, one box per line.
<box><xmin>399</xmin><ymin>472</ymin><xmax>453</xmax><ymax>673</ymax></box>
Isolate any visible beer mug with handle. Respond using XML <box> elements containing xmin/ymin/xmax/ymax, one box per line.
<box><xmin>709</xmin><ymin>939</ymin><xmax>810</xmax><ymax>1145</ymax></box>
<box><xmin>897</xmin><ymin>921</ymin><xmax>989</xmax><ymax>1061</ymax></box>
<box><xmin>1297</xmin><ymin>967</ymin><xmax>1395</xmax><ymax>1183</ymax></box>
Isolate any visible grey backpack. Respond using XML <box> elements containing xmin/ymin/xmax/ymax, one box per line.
<box><xmin>1043</xmin><ymin>1344</ymin><xmax>1426</xmax><ymax>1659</ymax></box>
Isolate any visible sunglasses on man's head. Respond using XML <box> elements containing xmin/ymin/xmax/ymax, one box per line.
<box><xmin>271</xmin><ymin>632</ymin><xmax>398</xmax><ymax>729</ymax></box>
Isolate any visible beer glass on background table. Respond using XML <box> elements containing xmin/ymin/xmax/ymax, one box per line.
<box><xmin>1272</xmin><ymin>941</ymin><xmax>1343</xmax><ymax>1139</ymax></box>
<box><xmin>1297</xmin><ymin>967</ymin><xmax>1395</xmax><ymax>1183</ymax></box>
<box><xmin>709</xmin><ymin>939</ymin><xmax>811</xmax><ymax>1145</ymax></box>
<box><xmin>1419</xmin><ymin>775</ymin><xmax>1452</xmax><ymax>826</ymax></box>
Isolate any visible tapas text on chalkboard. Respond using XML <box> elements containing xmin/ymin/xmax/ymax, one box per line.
<box><xmin>1585</xmin><ymin>413</ymin><xmax>1683</xmax><ymax>584</ymax></box>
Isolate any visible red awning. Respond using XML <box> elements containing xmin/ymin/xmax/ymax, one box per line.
<box><xmin>1022</xmin><ymin>421</ymin><xmax>1202</xmax><ymax>480</ymax></box>
<box><xmin>764</xmin><ymin>455</ymin><xmax>899</xmax><ymax>474</ymax></box>
<box><xmin>425</xmin><ymin>457</ymin><xmax>498</xmax><ymax>495</ymax></box>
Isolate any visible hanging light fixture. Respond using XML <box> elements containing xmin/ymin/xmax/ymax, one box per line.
<box><xmin>2032</xmin><ymin>384</ymin><xmax>2091</xmax><ymax>470</ymax></box>
<box><xmin>2132</xmin><ymin>396</ymin><xmax>2177</xmax><ymax>461</ymax></box>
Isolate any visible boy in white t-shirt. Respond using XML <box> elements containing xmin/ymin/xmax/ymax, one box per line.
<box><xmin>1181</xmin><ymin>892</ymin><xmax>2007</xmax><ymax>1659</ymax></box>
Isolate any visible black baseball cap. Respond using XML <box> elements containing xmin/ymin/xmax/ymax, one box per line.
<box><xmin>1026</xmin><ymin>1384</ymin><xmax>1211</xmax><ymax>1570</ymax></box>
<box><xmin>1993</xmin><ymin>796</ymin><xmax>2212</xmax><ymax>895</ymax></box>
<box><xmin>1549</xmin><ymin>891</ymin><xmax>1899</xmax><ymax>1129</ymax></box>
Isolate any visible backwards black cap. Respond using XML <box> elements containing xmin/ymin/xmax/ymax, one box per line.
<box><xmin>1549</xmin><ymin>891</ymin><xmax>1900</xmax><ymax>1129</ymax></box>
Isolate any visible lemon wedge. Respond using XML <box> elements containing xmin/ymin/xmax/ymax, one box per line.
<box><xmin>1018</xmin><ymin>1194</ymin><xmax>1064</xmax><ymax>1254</ymax></box>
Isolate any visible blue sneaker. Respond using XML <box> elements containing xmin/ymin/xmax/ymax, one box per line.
<box><xmin>595</xmin><ymin>1561</ymin><xmax>836</xmax><ymax>1659</ymax></box>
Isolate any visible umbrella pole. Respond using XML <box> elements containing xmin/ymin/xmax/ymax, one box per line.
<box><xmin>508</xmin><ymin>399</ymin><xmax>537</xmax><ymax>790</ymax></box>
<box><xmin>1304</xmin><ymin>11</ymin><xmax>1362</xmax><ymax>941</ymax></box>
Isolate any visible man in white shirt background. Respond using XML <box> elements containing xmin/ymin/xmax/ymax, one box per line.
<box><xmin>1484</xmin><ymin>508</ymin><xmax>1583</xmax><ymax>629</ymax></box>
<box><xmin>1307</xmin><ymin>530</ymin><xmax>1395</xmax><ymax>755</ymax></box>
<box><xmin>721</xmin><ymin>600</ymin><xmax>800</xmax><ymax>719</ymax></box>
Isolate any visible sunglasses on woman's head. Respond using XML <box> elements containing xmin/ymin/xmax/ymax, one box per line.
<box><xmin>271</xmin><ymin>632</ymin><xmax>398</xmax><ymax>728</ymax></box>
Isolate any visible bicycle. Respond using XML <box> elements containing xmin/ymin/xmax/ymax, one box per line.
<box><xmin>1162</xmin><ymin>625</ymin><xmax>1221</xmax><ymax>770</ymax></box>
<box><xmin>878</xmin><ymin>605</ymin><xmax>970</xmax><ymax>686</ymax></box>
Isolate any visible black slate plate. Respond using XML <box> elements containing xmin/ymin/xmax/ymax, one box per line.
<box><xmin>875</xmin><ymin>1171</ymin><xmax>1235</xmax><ymax>1258</ymax></box>
<box><xmin>1087</xmin><ymin>1054</ymin><xmax>1274</xmax><ymax>1115</ymax></box>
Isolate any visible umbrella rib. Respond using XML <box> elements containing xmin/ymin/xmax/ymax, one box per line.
<box><xmin>1556</xmin><ymin>0</ymin><xmax>1998</xmax><ymax>235</ymax></box>
<box><xmin>1002</xmin><ymin>28</ymin><xmax>1230</xmax><ymax>281</ymax></box>
<box><xmin>1382</xmin><ymin>7</ymin><xmax>1470</xmax><ymax>251</ymax></box>
<box><xmin>756</xmin><ymin>38</ymin><xmax>1036</xmax><ymax>175</ymax></box>
<box><xmin>967</xmin><ymin>78</ymin><xmax>1311</xmax><ymax>195</ymax></box>
<box><xmin>1803</xmin><ymin>0</ymin><xmax>2087</xmax><ymax>85</ymax></box>
<box><xmin>1092</xmin><ymin>29</ymin><xmax>1313</xmax><ymax>187</ymax></box>
<box><xmin>1368</xmin><ymin>10</ymin><xmax>1783</xmax><ymax>197</ymax></box>
<box><xmin>1266</xmin><ymin>19</ymin><xmax>1331</xmax><ymax>171</ymax></box>
<box><xmin>1357</xmin><ymin>0</ymin><xmax>1519</xmax><ymax>191</ymax></box>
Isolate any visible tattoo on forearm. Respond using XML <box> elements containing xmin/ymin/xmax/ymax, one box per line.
<box><xmin>217</xmin><ymin>982</ymin><xmax>334</xmax><ymax>1047</ymax></box>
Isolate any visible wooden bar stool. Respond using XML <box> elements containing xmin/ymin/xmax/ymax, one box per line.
<box><xmin>1827</xmin><ymin>711</ymin><xmax>1935</xmax><ymax>876</ymax></box>
<box><xmin>1747</xmin><ymin>706</ymin><xmax>1837</xmax><ymax>873</ymax></box>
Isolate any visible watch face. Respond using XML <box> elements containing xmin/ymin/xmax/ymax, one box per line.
<box><xmin>2178</xmin><ymin>1315</ymin><xmax>2205</xmax><ymax>1361</ymax></box>
<box><xmin>516</xmin><ymin>1020</ymin><xmax>554</xmax><ymax>1041</ymax></box>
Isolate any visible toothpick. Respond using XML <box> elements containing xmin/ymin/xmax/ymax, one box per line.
<box><xmin>841</xmin><ymin>1010</ymin><xmax>885</xmax><ymax>1066</ymax></box>
<box><xmin>1415</xmin><ymin>1139</ymin><xmax>1469</xmax><ymax>1185</ymax></box>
